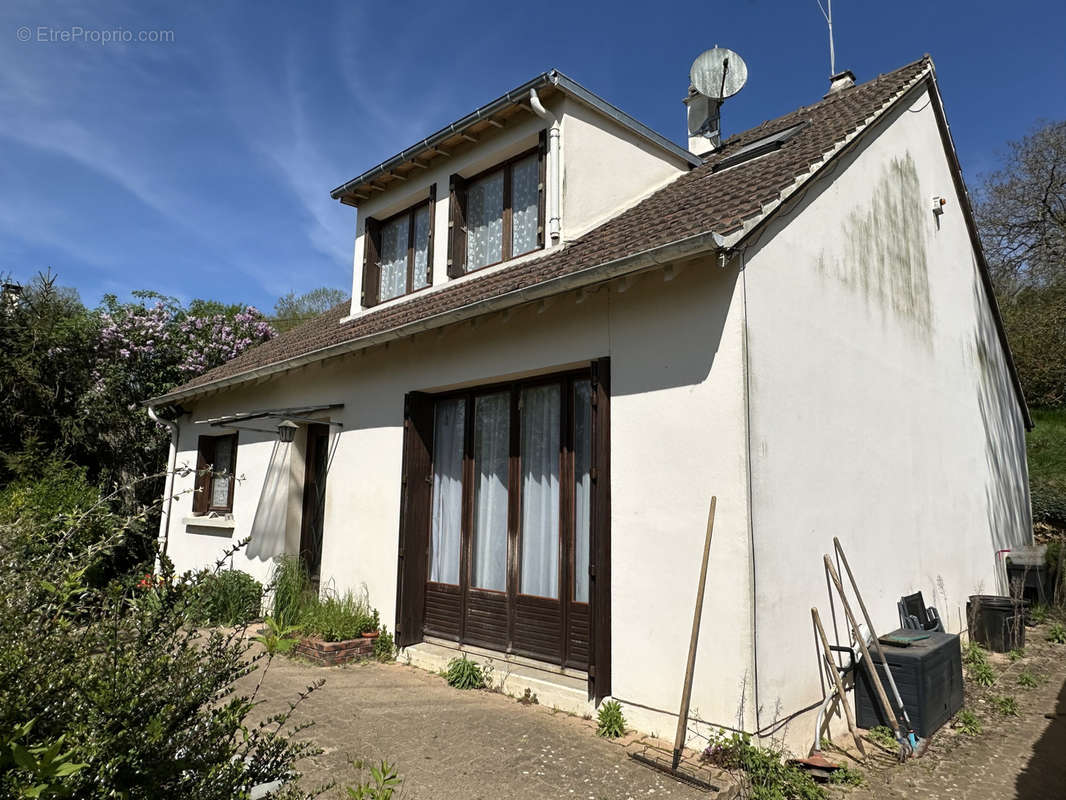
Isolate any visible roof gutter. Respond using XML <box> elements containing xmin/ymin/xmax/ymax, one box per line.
<box><xmin>148</xmin><ymin>230</ymin><xmax>727</xmax><ymax>407</ymax></box>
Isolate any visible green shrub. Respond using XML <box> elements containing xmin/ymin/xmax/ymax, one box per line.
<box><xmin>187</xmin><ymin>569</ymin><xmax>262</xmax><ymax>626</ymax></box>
<box><xmin>703</xmin><ymin>731</ymin><xmax>824</xmax><ymax>800</ymax></box>
<box><xmin>1008</xmin><ymin>648</ymin><xmax>1026</xmax><ymax>662</ymax></box>
<box><xmin>254</xmin><ymin>616</ymin><xmax>301</xmax><ymax>655</ymax></box>
<box><xmin>0</xmin><ymin>503</ymin><xmax>321</xmax><ymax>797</ymax></box>
<box><xmin>0</xmin><ymin>459</ymin><xmax>152</xmax><ymax>586</ymax></box>
<box><xmin>269</xmin><ymin>555</ymin><xmax>314</xmax><ymax>628</ymax></box>
<box><xmin>1048</xmin><ymin>623</ymin><xmax>1066</xmax><ymax>643</ymax></box>
<box><xmin>595</xmin><ymin>700</ymin><xmax>626</xmax><ymax>738</ymax></box>
<box><xmin>301</xmin><ymin>590</ymin><xmax>375</xmax><ymax>642</ymax></box>
<box><xmin>373</xmin><ymin>627</ymin><xmax>395</xmax><ymax>662</ymax></box>
<box><xmin>444</xmin><ymin>656</ymin><xmax>485</xmax><ymax>690</ymax></box>
<box><xmin>346</xmin><ymin>759</ymin><xmax>403</xmax><ymax>799</ymax></box>
<box><xmin>1030</xmin><ymin>604</ymin><xmax>1050</xmax><ymax>625</ymax></box>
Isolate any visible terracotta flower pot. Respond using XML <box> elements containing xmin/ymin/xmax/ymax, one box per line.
<box><xmin>361</xmin><ymin>630</ymin><xmax>380</xmax><ymax>639</ymax></box>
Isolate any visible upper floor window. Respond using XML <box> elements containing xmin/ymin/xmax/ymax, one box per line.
<box><xmin>448</xmin><ymin>136</ymin><xmax>545</xmax><ymax>277</ymax></box>
<box><xmin>361</xmin><ymin>190</ymin><xmax>435</xmax><ymax>307</ymax></box>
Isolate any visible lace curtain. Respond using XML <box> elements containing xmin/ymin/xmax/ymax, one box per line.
<box><xmin>511</xmin><ymin>154</ymin><xmax>539</xmax><ymax>257</ymax></box>
<box><xmin>412</xmin><ymin>205</ymin><xmax>431</xmax><ymax>290</ymax></box>
<box><xmin>467</xmin><ymin>170</ymin><xmax>503</xmax><ymax>269</ymax></box>
<box><xmin>379</xmin><ymin>215</ymin><xmax>409</xmax><ymax>301</ymax></box>
<box><xmin>519</xmin><ymin>384</ymin><xmax>561</xmax><ymax>598</ymax></box>
<box><xmin>573</xmin><ymin>380</ymin><xmax>592</xmax><ymax>602</ymax></box>
<box><xmin>472</xmin><ymin>393</ymin><xmax>510</xmax><ymax>591</ymax></box>
<box><xmin>430</xmin><ymin>398</ymin><xmax>465</xmax><ymax>584</ymax></box>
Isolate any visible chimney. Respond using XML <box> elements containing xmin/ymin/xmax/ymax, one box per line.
<box><xmin>684</xmin><ymin>88</ymin><xmax>721</xmax><ymax>156</ymax></box>
<box><xmin>825</xmin><ymin>69</ymin><xmax>856</xmax><ymax>97</ymax></box>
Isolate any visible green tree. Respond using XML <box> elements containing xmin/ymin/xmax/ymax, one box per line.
<box><xmin>976</xmin><ymin>120</ymin><xmax>1066</xmax><ymax>407</ymax></box>
<box><xmin>272</xmin><ymin>287</ymin><xmax>348</xmax><ymax>333</ymax></box>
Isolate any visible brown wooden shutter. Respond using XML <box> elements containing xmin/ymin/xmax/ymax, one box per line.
<box><xmin>361</xmin><ymin>217</ymin><xmax>382</xmax><ymax>308</ymax></box>
<box><xmin>396</xmin><ymin>391</ymin><xmax>435</xmax><ymax>647</ymax></box>
<box><xmin>447</xmin><ymin>174</ymin><xmax>467</xmax><ymax>278</ymax></box>
<box><xmin>225</xmin><ymin>433</ymin><xmax>238</xmax><ymax>512</ymax></box>
<box><xmin>588</xmin><ymin>357</ymin><xmax>611</xmax><ymax>702</ymax></box>
<box><xmin>537</xmin><ymin>130</ymin><xmax>547</xmax><ymax>249</ymax></box>
<box><xmin>425</xmin><ymin>184</ymin><xmax>436</xmax><ymax>287</ymax></box>
<box><xmin>193</xmin><ymin>435</ymin><xmax>214</xmax><ymax>514</ymax></box>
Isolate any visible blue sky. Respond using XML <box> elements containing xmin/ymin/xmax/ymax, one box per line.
<box><xmin>2</xmin><ymin>1</ymin><xmax>1064</xmax><ymax>312</ymax></box>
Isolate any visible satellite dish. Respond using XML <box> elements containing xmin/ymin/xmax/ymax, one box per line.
<box><xmin>690</xmin><ymin>47</ymin><xmax>748</xmax><ymax>100</ymax></box>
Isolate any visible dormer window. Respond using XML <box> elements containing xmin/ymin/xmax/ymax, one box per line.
<box><xmin>448</xmin><ymin>137</ymin><xmax>545</xmax><ymax>277</ymax></box>
<box><xmin>361</xmin><ymin>189</ymin><xmax>435</xmax><ymax>307</ymax></box>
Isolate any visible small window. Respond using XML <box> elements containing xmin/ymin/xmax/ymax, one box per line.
<box><xmin>361</xmin><ymin>191</ymin><xmax>435</xmax><ymax>307</ymax></box>
<box><xmin>448</xmin><ymin>140</ymin><xmax>545</xmax><ymax>276</ymax></box>
<box><xmin>194</xmin><ymin>433</ymin><xmax>238</xmax><ymax>514</ymax></box>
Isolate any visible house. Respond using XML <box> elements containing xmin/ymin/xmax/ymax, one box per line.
<box><xmin>147</xmin><ymin>55</ymin><xmax>1033</xmax><ymax>748</ymax></box>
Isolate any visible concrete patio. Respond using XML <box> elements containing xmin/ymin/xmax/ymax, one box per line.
<box><xmin>243</xmin><ymin>648</ymin><xmax>720</xmax><ymax>799</ymax></box>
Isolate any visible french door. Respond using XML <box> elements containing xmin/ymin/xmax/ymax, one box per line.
<box><xmin>396</xmin><ymin>361</ymin><xmax>611</xmax><ymax>699</ymax></box>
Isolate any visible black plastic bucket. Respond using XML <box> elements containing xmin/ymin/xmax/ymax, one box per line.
<box><xmin>967</xmin><ymin>595</ymin><xmax>1025</xmax><ymax>652</ymax></box>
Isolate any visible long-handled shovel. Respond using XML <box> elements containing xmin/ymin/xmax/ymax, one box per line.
<box><xmin>823</xmin><ymin>556</ymin><xmax>914</xmax><ymax>761</ymax></box>
<box><xmin>832</xmin><ymin>538</ymin><xmax>922</xmax><ymax>755</ymax></box>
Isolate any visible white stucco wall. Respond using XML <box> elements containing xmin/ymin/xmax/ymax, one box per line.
<box><xmin>165</xmin><ymin>259</ymin><xmax>755</xmax><ymax>738</ymax></box>
<box><xmin>740</xmin><ymin>86</ymin><xmax>1032</xmax><ymax>746</ymax></box>
<box><xmin>558</xmin><ymin>96</ymin><xmax>688</xmax><ymax>240</ymax></box>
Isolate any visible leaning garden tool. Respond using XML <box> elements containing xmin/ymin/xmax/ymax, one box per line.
<box><xmin>630</xmin><ymin>497</ymin><xmax>719</xmax><ymax>791</ymax></box>
<box><xmin>811</xmin><ymin>607</ymin><xmax>866</xmax><ymax>761</ymax></box>
<box><xmin>832</xmin><ymin>538</ymin><xmax>923</xmax><ymax>755</ymax></box>
<box><xmin>823</xmin><ymin>555</ymin><xmax>914</xmax><ymax>761</ymax></box>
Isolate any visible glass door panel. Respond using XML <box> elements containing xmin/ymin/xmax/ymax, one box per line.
<box><xmin>573</xmin><ymin>379</ymin><xmax>592</xmax><ymax>603</ymax></box>
<box><xmin>471</xmin><ymin>392</ymin><xmax>510</xmax><ymax>591</ymax></box>
<box><xmin>519</xmin><ymin>383</ymin><xmax>561</xmax><ymax>598</ymax></box>
<box><xmin>429</xmin><ymin>397</ymin><xmax>464</xmax><ymax>585</ymax></box>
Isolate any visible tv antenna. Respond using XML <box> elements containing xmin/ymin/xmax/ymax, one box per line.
<box><xmin>686</xmin><ymin>46</ymin><xmax>748</xmax><ymax>151</ymax></box>
<box><xmin>816</xmin><ymin>0</ymin><xmax>836</xmax><ymax>76</ymax></box>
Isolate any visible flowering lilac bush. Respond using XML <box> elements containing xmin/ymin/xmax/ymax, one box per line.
<box><xmin>80</xmin><ymin>294</ymin><xmax>276</xmax><ymax>506</ymax></box>
<box><xmin>93</xmin><ymin>294</ymin><xmax>275</xmax><ymax>396</ymax></box>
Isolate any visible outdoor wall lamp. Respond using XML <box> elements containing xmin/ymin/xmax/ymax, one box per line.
<box><xmin>277</xmin><ymin>420</ymin><xmax>298</xmax><ymax>443</ymax></box>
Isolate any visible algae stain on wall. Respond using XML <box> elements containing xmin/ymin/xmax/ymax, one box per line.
<box><xmin>817</xmin><ymin>152</ymin><xmax>933</xmax><ymax>338</ymax></box>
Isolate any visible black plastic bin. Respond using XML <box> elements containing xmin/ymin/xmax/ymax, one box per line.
<box><xmin>967</xmin><ymin>595</ymin><xmax>1025</xmax><ymax>652</ymax></box>
<box><xmin>855</xmin><ymin>630</ymin><xmax>963</xmax><ymax>738</ymax></box>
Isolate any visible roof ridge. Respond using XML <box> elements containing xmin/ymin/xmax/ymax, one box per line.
<box><xmin>152</xmin><ymin>56</ymin><xmax>935</xmax><ymax>405</ymax></box>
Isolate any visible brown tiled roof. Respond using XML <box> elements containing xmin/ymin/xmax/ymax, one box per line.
<box><xmin>157</xmin><ymin>57</ymin><xmax>932</xmax><ymax>403</ymax></box>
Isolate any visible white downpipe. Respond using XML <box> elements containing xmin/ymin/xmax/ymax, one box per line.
<box><xmin>147</xmin><ymin>404</ymin><xmax>179</xmax><ymax>560</ymax></box>
<box><xmin>529</xmin><ymin>89</ymin><xmax>561</xmax><ymax>244</ymax></box>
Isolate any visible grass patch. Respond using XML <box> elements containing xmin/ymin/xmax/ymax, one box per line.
<box><xmin>1018</xmin><ymin>668</ymin><xmax>1039</xmax><ymax>688</ymax></box>
<box><xmin>955</xmin><ymin>709</ymin><xmax>982</xmax><ymax>737</ymax></box>
<box><xmin>993</xmin><ymin>695</ymin><xmax>1020</xmax><ymax>716</ymax></box>
<box><xmin>1027</xmin><ymin>408</ymin><xmax>1066</xmax><ymax>526</ymax></box>
<box><xmin>1008</xmin><ymin>648</ymin><xmax>1026</xmax><ymax>662</ymax></box>
<box><xmin>703</xmin><ymin>732</ymin><xmax>825</xmax><ymax>799</ymax></box>
<box><xmin>964</xmin><ymin>641</ymin><xmax>997</xmax><ymax>686</ymax></box>
<box><xmin>301</xmin><ymin>590</ymin><xmax>377</xmax><ymax>642</ymax></box>
<box><xmin>444</xmin><ymin>656</ymin><xmax>486</xmax><ymax>690</ymax></box>
<box><xmin>828</xmin><ymin>764</ymin><xmax>865</xmax><ymax>787</ymax></box>
<box><xmin>595</xmin><ymin>700</ymin><xmax>626</xmax><ymax>738</ymax></box>
<box><xmin>866</xmin><ymin>726</ymin><xmax>897</xmax><ymax>752</ymax></box>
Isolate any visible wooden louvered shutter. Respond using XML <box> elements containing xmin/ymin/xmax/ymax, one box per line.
<box><xmin>537</xmin><ymin>130</ymin><xmax>547</xmax><ymax>249</ymax></box>
<box><xmin>447</xmin><ymin>175</ymin><xmax>467</xmax><ymax>278</ymax></box>
<box><xmin>361</xmin><ymin>217</ymin><xmax>382</xmax><ymax>308</ymax></box>
<box><xmin>425</xmin><ymin>184</ymin><xmax>437</xmax><ymax>287</ymax></box>
<box><xmin>193</xmin><ymin>435</ymin><xmax>214</xmax><ymax>514</ymax></box>
<box><xmin>588</xmin><ymin>357</ymin><xmax>612</xmax><ymax>702</ymax></box>
<box><xmin>396</xmin><ymin>391</ymin><xmax>434</xmax><ymax>647</ymax></box>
